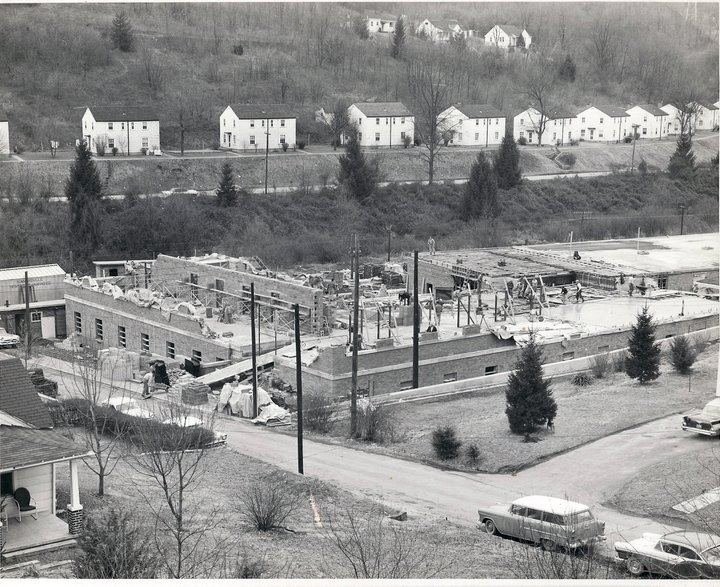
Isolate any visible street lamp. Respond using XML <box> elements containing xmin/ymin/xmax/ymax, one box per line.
<box><xmin>630</xmin><ymin>124</ymin><xmax>640</xmax><ymax>172</ymax></box>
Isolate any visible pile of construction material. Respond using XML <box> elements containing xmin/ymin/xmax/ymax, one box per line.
<box><xmin>179</xmin><ymin>380</ymin><xmax>212</xmax><ymax>405</ymax></box>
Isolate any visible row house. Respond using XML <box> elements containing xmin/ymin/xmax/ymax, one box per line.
<box><xmin>0</xmin><ymin>116</ymin><xmax>8</xmax><ymax>155</ymax></box>
<box><xmin>626</xmin><ymin>105</ymin><xmax>669</xmax><ymax>140</ymax></box>
<box><xmin>347</xmin><ymin>102</ymin><xmax>415</xmax><ymax>148</ymax></box>
<box><xmin>484</xmin><ymin>25</ymin><xmax>532</xmax><ymax>49</ymax></box>
<box><xmin>575</xmin><ymin>105</ymin><xmax>630</xmax><ymax>142</ymax></box>
<box><xmin>691</xmin><ymin>102</ymin><xmax>719</xmax><ymax>131</ymax></box>
<box><xmin>416</xmin><ymin>19</ymin><xmax>472</xmax><ymax>42</ymax></box>
<box><xmin>82</xmin><ymin>107</ymin><xmax>160</xmax><ymax>155</ymax></box>
<box><xmin>661</xmin><ymin>102</ymin><xmax>719</xmax><ymax>135</ymax></box>
<box><xmin>219</xmin><ymin>104</ymin><xmax>297</xmax><ymax>151</ymax></box>
<box><xmin>437</xmin><ymin>104</ymin><xmax>506</xmax><ymax>147</ymax></box>
<box><xmin>366</xmin><ymin>15</ymin><xmax>396</xmax><ymax>33</ymax></box>
<box><xmin>513</xmin><ymin>107</ymin><xmax>575</xmax><ymax>146</ymax></box>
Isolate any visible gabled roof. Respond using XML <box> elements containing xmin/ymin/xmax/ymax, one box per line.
<box><xmin>699</xmin><ymin>102</ymin><xmax>719</xmax><ymax>111</ymax></box>
<box><xmin>227</xmin><ymin>104</ymin><xmax>296</xmax><ymax>120</ymax></box>
<box><xmin>352</xmin><ymin>102</ymin><xmax>413</xmax><ymax>117</ymax></box>
<box><xmin>0</xmin><ymin>264</ymin><xmax>65</xmax><ymax>282</ymax></box>
<box><xmin>0</xmin><ymin>357</ymin><xmax>53</xmax><ymax>428</ymax></box>
<box><xmin>630</xmin><ymin>104</ymin><xmax>668</xmax><ymax>117</ymax></box>
<box><xmin>454</xmin><ymin>104</ymin><xmax>503</xmax><ymax>119</ymax></box>
<box><xmin>446</xmin><ymin>20</ymin><xmax>461</xmax><ymax>29</ymax></box>
<box><xmin>496</xmin><ymin>24</ymin><xmax>524</xmax><ymax>36</ymax></box>
<box><xmin>578</xmin><ymin>105</ymin><xmax>630</xmax><ymax>118</ymax></box>
<box><xmin>518</xmin><ymin>107</ymin><xmax>574</xmax><ymax>120</ymax></box>
<box><xmin>88</xmin><ymin>106</ymin><xmax>159</xmax><ymax>122</ymax></box>
<box><xmin>0</xmin><ymin>427</ymin><xmax>89</xmax><ymax>471</ymax></box>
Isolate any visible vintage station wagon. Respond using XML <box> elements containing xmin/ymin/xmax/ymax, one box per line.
<box><xmin>477</xmin><ymin>495</ymin><xmax>606</xmax><ymax>550</ymax></box>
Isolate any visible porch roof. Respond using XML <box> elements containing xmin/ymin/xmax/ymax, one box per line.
<box><xmin>0</xmin><ymin>426</ymin><xmax>89</xmax><ymax>471</ymax></box>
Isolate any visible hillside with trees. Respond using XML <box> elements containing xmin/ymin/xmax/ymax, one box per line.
<box><xmin>0</xmin><ymin>2</ymin><xmax>717</xmax><ymax>150</ymax></box>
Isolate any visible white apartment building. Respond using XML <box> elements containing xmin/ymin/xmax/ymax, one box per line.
<box><xmin>219</xmin><ymin>105</ymin><xmax>296</xmax><ymax>151</ymax></box>
<box><xmin>574</xmin><ymin>105</ymin><xmax>630</xmax><ymax>142</ymax></box>
<box><xmin>437</xmin><ymin>104</ymin><xmax>506</xmax><ymax>147</ymax></box>
<box><xmin>484</xmin><ymin>25</ymin><xmax>532</xmax><ymax>49</ymax></box>
<box><xmin>347</xmin><ymin>102</ymin><xmax>414</xmax><ymax>148</ymax></box>
<box><xmin>367</xmin><ymin>16</ymin><xmax>396</xmax><ymax>33</ymax></box>
<box><xmin>0</xmin><ymin>117</ymin><xmax>8</xmax><ymax>155</ymax></box>
<box><xmin>691</xmin><ymin>102</ymin><xmax>719</xmax><ymax>131</ymax></box>
<box><xmin>625</xmin><ymin>105</ymin><xmax>668</xmax><ymax>139</ymax></box>
<box><xmin>513</xmin><ymin>107</ymin><xmax>575</xmax><ymax>146</ymax></box>
<box><xmin>82</xmin><ymin>107</ymin><xmax>160</xmax><ymax>155</ymax></box>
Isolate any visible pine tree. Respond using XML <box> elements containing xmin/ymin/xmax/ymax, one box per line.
<box><xmin>216</xmin><ymin>163</ymin><xmax>237</xmax><ymax>207</ymax></box>
<box><xmin>65</xmin><ymin>141</ymin><xmax>104</xmax><ymax>263</ymax></box>
<box><xmin>494</xmin><ymin>134</ymin><xmax>522</xmax><ymax>190</ymax></box>
<box><xmin>625</xmin><ymin>307</ymin><xmax>661</xmax><ymax>383</ymax></box>
<box><xmin>338</xmin><ymin>130</ymin><xmax>379</xmax><ymax>202</ymax></box>
<box><xmin>111</xmin><ymin>11</ymin><xmax>134</xmax><ymax>52</ymax></box>
<box><xmin>670</xmin><ymin>334</ymin><xmax>696</xmax><ymax>374</ymax></box>
<box><xmin>463</xmin><ymin>151</ymin><xmax>499</xmax><ymax>219</ymax></box>
<box><xmin>668</xmin><ymin>132</ymin><xmax>696</xmax><ymax>180</ymax></box>
<box><xmin>558</xmin><ymin>56</ymin><xmax>576</xmax><ymax>82</ymax></box>
<box><xmin>391</xmin><ymin>16</ymin><xmax>406</xmax><ymax>59</ymax></box>
<box><xmin>505</xmin><ymin>337</ymin><xmax>557</xmax><ymax>437</ymax></box>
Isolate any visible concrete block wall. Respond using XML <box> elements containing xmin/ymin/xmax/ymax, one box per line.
<box><xmin>152</xmin><ymin>255</ymin><xmax>324</xmax><ymax>334</ymax></box>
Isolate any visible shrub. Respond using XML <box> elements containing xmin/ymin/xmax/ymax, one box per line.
<box><xmin>556</xmin><ymin>152</ymin><xmax>576</xmax><ymax>167</ymax></box>
<box><xmin>517</xmin><ymin>136</ymin><xmax>527</xmax><ymax>146</ymax></box>
<box><xmin>572</xmin><ymin>373</ymin><xmax>592</xmax><ymax>386</ymax></box>
<box><xmin>140</xmin><ymin>147</ymin><xmax>147</xmax><ymax>155</ymax></box>
<box><xmin>638</xmin><ymin>158</ymin><xmax>648</xmax><ymax>175</ymax></box>
<box><xmin>282</xmin><ymin>142</ymin><xmax>288</xmax><ymax>152</ymax></box>
<box><xmin>303</xmin><ymin>391</ymin><xmax>336</xmax><ymax>433</ymax></box>
<box><xmin>670</xmin><ymin>335</ymin><xmax>696</xmax><ymax>374</ymax></box>
<box><xmin>297</xmin><ymin>140</ymin><xmax>306</xmax><ymax>150</ymax></box>
<box><xmin>623</xmin><ymin>136</ymin><xmax>633</xmax><ymax>143</ymax></box>
<box><xmin>75</xmin><ymin>507</ymin><xmax>159</xmax><ymax>578</ymax></box>
<box><xmin>13</xmin><ymin>142</ymin><xmax>25</xmax><ymax>155</ymax></box>
<box><xmin>590</xmin><ymin>353</ymin><xmax>610</xmax><ymax>379</ymax></box>
<box><xmin>569</xmin><ymin>139</ymin><xmax>579</xmax><ymax>146</ymax></box>
<box><xmin>432</xmin><ymin>425</ymin><xmax>461</xmax><ymax>460</ymax></box>
<box><xmin>612</xmin><ymin>352</ymin><xmax>626</xmax><ymax>373</ymax></box>
<box><xmin>403</xmin><ymin>135</ymin><xmax>412</xmax><ymax>149</ymax></box>
<box><xmin>414</xmin><ymin>137</ymin><xmax>421</xmax><ymax>146</ymax></box>
<box><xmin>96</xmin><ymin>142</ymin><xmax>106</xmax><ymax>156</ymax></box>
<box><xmin>239</xmin><ymin>472</ymin><xmax>304</xmax><ymax>531</ymax></box>
<box><xmin>231</xmin><ymin>553</ymin><xmax>266</xmax><ymax>578</ymax></box>
<box><xmin>356</xmin><ymin>401</ymin><xmax>402</xmax><ymax>444</ymax></box>
<box><xmin>232</xmin><ymin>44</ymin><xmax>244</xmax><ymax>56</ymax></box>
<box><xmin>465</xmin><ymin>443</ymin><xmax>480</xmax><ymax>465</ymax></box>
<box><xmin>112</xmin><ymin>147</ymin><xmax>119</xmax><ymax>156</ymax></box>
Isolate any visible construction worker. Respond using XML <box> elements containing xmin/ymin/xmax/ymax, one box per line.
<box><xmin>575</xmin><ymin>281</ymin><xmax>584</xmax><ymax>303</ymax></box>
<box><xmin>560</xmin><ymin>286</ymin><xmax>568</xmax><ymax>304</ymax></box>
<box><xmin>507</xmin><ymin>279</ymin><xmax>514</xmax><ymax>298</ymax></box>
<box><xmin>428</xmin><ymin>237</ymin><xmax>436</xmax><ymax>255</ymax></box>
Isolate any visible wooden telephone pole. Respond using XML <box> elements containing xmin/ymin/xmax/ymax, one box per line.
<box><xmin>250</xmin><ymin>282</ymin><xmax>258</xmax><ymax>418</ymax></box>
<box><xmin>412</xmin><ymin>250</ymin><xmax>419</xmax><ymax>388</ymax></box>
<box><xmin>350</xmin><ymin>234</ymin><xmax>360</xmax><ymax>437</ymax></box>
<box><xmin>294</xmin><ymin>304</ymin><xmax>304</xmax><ymax>474</ymax></box>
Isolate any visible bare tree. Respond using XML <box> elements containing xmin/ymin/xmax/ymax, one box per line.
<box><xmin>519</xmin><ymin>58</ymin><xmax>559</xmax><ymax>146</ymax></box>
<box><xmin>407</xmin><ymin>56</ymin><xmax>454</xmax><ymax>183</ymax></box>
<box><xmin>140</xmin><ymin>46</ymin><xmax>164</xmax><ymax>93</ymax></box>
<box><xmin>239</xmin><ymin>472</ymin><xmax>305</xmax><ymax>531</ymax></box>
<box><xmin>587</xmin><ymin>20</ymin><xmax>617</xmax><ymax>87</ymax></box>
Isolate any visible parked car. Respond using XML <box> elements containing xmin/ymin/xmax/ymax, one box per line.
<box><xmin>161</xmin><ymin>187</ymin><xmax>199</xmax><ymax>197</ymax></box>
<box><xmin>682</xmin><ymin>398</ymin><xmax>720</xmax><ymax>437</ymax></box>
<box><xmin>615</xmin><ymin>531</ymin><xmax>720</xmax><ymax>578</ymax></box>
<box><xmin>0</xmin><ymin>327</ymin><xmax>20</xmax><ymax>348</ymax></box>
<box><xmin>477</xmin><ymin>495</ymin><xmax>606</xmax><ymax>550</ymax></box>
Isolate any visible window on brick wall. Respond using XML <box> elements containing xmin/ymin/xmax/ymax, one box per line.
<box><xmin>95</xmin><ymin>318</ymin><xmax>103</xmax><ymax>341</ymax></box>
<box><xmin>561</xmin><ymin>351</ymin><xmax>575</xmax><ymax>361</ymax></box>
<box><xmin>166</xmin><ymin>341</ymin><xmax>176</xmax><ymax>359</ymax></box>
<box><xmin>30</xmin><ymin>311</ymin><xmax>41</xmax><ymax>322</ymax></box>
<box><xmin>657</xmin><ymin>276</ymin><xmax>668</xmax><ymax>289</ymax></box>
<box><xmin>118</xmin><ymin>326</ymin><xmax>126</xmax><ymax>348</ymax></box>
<box><xmin>74</xmin><ymin>312</ymin><xmax>82</xmax><ymax>334</ymax></box>
<box><xmin>443</xmin><ymin>372</ymin><xmax>458</xmax><ymax>382</ymax></box>
<box><xmin>485</xmin><ymin>365</ymin><xmax>498</xmax><ymax>375</ymax></box>
<box><xmin>192</xmin><ymin>349</ymin><xmax>202</xmax><ymax>362</ymax></box>
<box><xmin>141</xmin><ymin>333</ymin><xmax>150</xmax><ymax>352</ymax></box>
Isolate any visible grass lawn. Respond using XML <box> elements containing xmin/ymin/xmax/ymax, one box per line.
<box><xmin>294</xmin><ymin>343</ymin><xmax>719</xmax><ymax>474</ymax></box>
<box><xmin>605</xmin><ymin>444</ymin><xmax>720</xmax><ymax>530</ymax></box>
<box><xmin>25</xmin><ymin>442</ymin><xmax>529</xmax><ymax>579</ymax></box>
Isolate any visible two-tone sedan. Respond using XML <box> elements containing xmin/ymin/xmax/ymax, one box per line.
<box><xmin>477</xmin><ymin>495</ymin><xmax>606</xmax><ymax>550</ymax></box>
<box><xmin>682</xmin><ymin>398</ymin><xmax>720</xmax><ymax>437</ymax></box>
<box><xmin>615</xmin><ymin>531</ymin><xmax>720</xmax><ymax>578</ymax></box>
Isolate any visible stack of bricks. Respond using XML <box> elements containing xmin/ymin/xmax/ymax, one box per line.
<box><xmin>181</xmin><ymin>380</ymin><xmax>211</xmax><ymax>405</ymax></box>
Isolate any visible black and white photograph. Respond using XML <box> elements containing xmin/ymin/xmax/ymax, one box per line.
<box><xmin>0</xmin><ymin>0</ymin><xmax>718</xmax><ymax>581</ymax></box>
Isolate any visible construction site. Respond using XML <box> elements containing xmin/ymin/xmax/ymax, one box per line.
<box><xmin>63</xmin><ymin>233</ymin><xmax>719</xmax><ymax>405</ymax></box>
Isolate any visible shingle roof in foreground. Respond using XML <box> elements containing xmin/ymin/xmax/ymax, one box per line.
<box><xmin>353</xmin><ymin>102</ymin><xmax>413</xmax><ymax>117</ymax></box>
<box><xmin>0</xmin><ymin>357</ymin><xmax>53</xmax><ymax>428</ymax></box>
<box><xmin>0</xmin><ymin>426</ymin><xmax>89</xmax><ymax>470</ymax></box>
<box><xmin>88</xmin><ymin>106</ymin><xmax>159</xmax><ymax>122</ymax></box>
<box><xmin>228</xmin><ymin>104</ymin><xmax>296</xmax><ymax>119</ymax></box>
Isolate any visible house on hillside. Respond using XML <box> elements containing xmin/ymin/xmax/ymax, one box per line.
<box><xmin>484</xmin><ymin>25</ymin><xmax>532</xmax><ymax>49</ymax></box>
<box><xmin>625</xmin><ymin>105</ymin><xmax>668</xmax><ymax>140</ymax></box>
<box><xmin>82</xmin><ymin>107</ymin><xmax>160</xmax><ymax>155</ymax></box>
<box><xmin>690</xmin><ymin>101</ymin><xmax>719</xmax><ymax>131</ymax></box>
<box><xmin>660</xmin><ymin>103</ymin><xmax>684</xmax><ymax>135</ymax></box>
<box><xmin>437</xmin><ymin>104</ymin><xmax>506</xmax><ymax>147</ymax></box>
<box><xmin>0</xmin><ymin>354</ymin><xmax>90</xmax><ymax>556</ymax></box>
<box><xmin>219</xmin><ymin>105</ymin><xmax>296</xmax><ymax>151</ymax></box>
<box><xmin>574</xmin><ymin>105</ymin><xmax>630</xmax><ymax>142</ymax></box>
<box><xmin>347</xmin><ymin>102</ymin><xmax>414</xmax><ymax>148</ymax></box>
<box><xmin>367</xmin><ymin>15</ymin><xmax>396</xmax><ymax>33</ymax></box>
<box><xmin>0</xmin><ymin>116</ymin><xmax>9</xmax><ymax>155</ymax></box>
<box><xmin>416</xmin><ymin>19</ymin><xmax>468</xmax><ymax>42</ymax></box>
<box><xmin>513</xmin><ymin>107</ymin><xmax>575</xmax><ymax>146</ymax></box>
<box><xmin>0</xmin><ymin>264</ymin><xmax>68</xmax><ymax>340</ymax></box>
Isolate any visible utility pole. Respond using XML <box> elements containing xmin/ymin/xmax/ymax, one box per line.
<box><xmin>679</xmin><ymin>204</ymin><xmax>686</xmax><ymax>235</ymax></box>
<box><xmin>24</xmin><ymin>271</ymin><xmax>30</xmax><ymax>367</ymax></box>
<box><xmin>264</xmin><ymin>114</ymin><xmax>270</xmax><ymax>195</ymax></box>
<box><xmin>630</xmin><ymin>124</ymin><xmax>640</xmax><ymax>171</ymax></box>
<box><xmin>386</xmin><ymin>225</ymin><xmax>392</xmax><ymax>262</ymax></box>
<box><xmin>294</xmin><ymin>304</ymin><xmax>304</xmax><ymax>474</ymax></box>
<box><xmin>250</xmin><ymin>282</ymin><xmax>258</xmax><ymax>418</ymax></box>
<box><xmin>350</xmin><ymin>234</ymin><xmax>360</xmax><ymax>437</ymax></box>
<box><xmin>412</xmin><ymin>250</ymin><xmax>419</xmax><ymax>389</ymax></box>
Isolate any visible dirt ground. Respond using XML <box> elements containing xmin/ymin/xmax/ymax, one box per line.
<box><xmin>295</xmin><ymin>343</ymin><xmax>719</xmax><ymax>474</ymax></box>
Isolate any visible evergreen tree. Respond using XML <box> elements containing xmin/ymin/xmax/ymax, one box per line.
<box><xmin>330</xmin><ymin>100</ymin><xmax>350</xmax><ymax>150</ymax></box>
<box><xmin>353</xmin><ymin>16</ymin><xmax>369</xmax><ymax>40</ymax></box>
<box><xmin>668</xmin><ymin>132</ymin><xmax>696</xmax><ymax>180</ymax></box>
<box><xmin>338</xmin><ymin>130</ymin><xmax>379</xmax><ymax>202</ymax></box>
<box><xmin>111</xmin><ymin>11</ymin><xmax>134</xmax><ymax>52</ymax></box>
<box><xmin>515</xmin><ymin>32</ymin><xmax>525</xmax><ymax>49</ymax></box>
<box><xmin>391</xmin><ymin>16</ymin><xmax>406</xmax><ymax>59</ymax></box>
<box><xmin>65</xmin><ymin>141</ymin><xmax>104</xmax><ymax>263</ymax></box>
<box><xmin>558</xmin><ymin>55</ymin><xmax>576</xmax><ymax>82</ymax></box>
<box><xmin>216</xmin><ymin>162</ymin><xmax>237</xmax><ymax>207</ymax></box>
<box><xmin>625</xmin><ymin>307</ymin><xmax>661</xmax><ymax>383</ymax></box>
<box><xmin>505</xmin><ymin>337</ymin><xmax>557</xmax><ymax>437</ymax></box>
<box><xmin>670</xmin><ymin>334</ymin><xmax>696</xmax><ymax>374</ymax></box>
<box><xmin>463</xmin><ymin>151</ymin><xmax>499</xmax><ymax>219</ymax></box>
<box><xmin>494</xmin><ymin>133</ymin><xmax>522</xmax><ymax>189</ymax></box>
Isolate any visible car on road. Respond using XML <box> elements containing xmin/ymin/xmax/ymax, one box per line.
<box><xmin>477</xmin><ymin>495</ymin><xmax>606</xmax><ymax>550</ymax></box>
<box><xmin>0</xmin><ymin>327</ymin><xmax>20</xmax><ymax>348</ymax></box>
<box><xmin>682</xmin><ymin>398</ymin><xmax>720</xmax><ymax>437</ymax></box>
<box><xmin>161</xmin><ymin>187</ymin><xmax>199</xmax><ymax>197</ymax></box>
<box><xmin>615</xmin><ymin>531</ymin><xmax>720</xmax><ymax>578</ymax></box>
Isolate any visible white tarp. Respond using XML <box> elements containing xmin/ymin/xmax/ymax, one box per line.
<box><xmin>251</xmin><ymin>401</ymin><xmax>290</xmax><ymax>426</ymax></box>
<box><xmin>216</xmin><ymin>383</ymin><xmax>272</xmax><ymax>418</ymax></box>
